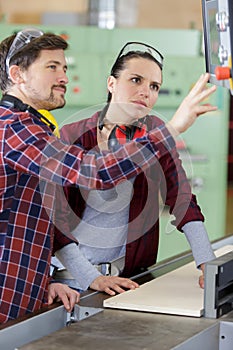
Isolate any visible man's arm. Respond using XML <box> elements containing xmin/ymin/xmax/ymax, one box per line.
<box><xmin>3</xmin><ymin>74</ymin><xmax>217</xmax><ymax>192</ymax></box>
<box><xmin>4</xmin><ymin>119</ymin><xmax>175</xmax><ymax>190</ymax></box>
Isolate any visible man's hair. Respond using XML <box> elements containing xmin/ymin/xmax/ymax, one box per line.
<box><xmin>0</xmin><ymin>32</ymin><xmax>68</xmax><ymax>92</ymax></box>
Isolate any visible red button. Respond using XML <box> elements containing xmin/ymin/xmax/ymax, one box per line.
<box><xmin>60</xmin><ymin>33</ymin><xmax>69</xmax><ymax>41</ymax></box>
<box><xmin>73</xmin><ymin>86</ymin><xmax>80</xmax><ymax>93</ymax></box>
<box><xmin>215</xmin><ymin>66</ymin><xmax>231</xmax><ymax>80</ymax></box>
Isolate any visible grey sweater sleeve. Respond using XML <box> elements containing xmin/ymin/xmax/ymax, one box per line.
<box><xmin>55</xmin><ymin>243</ymin><xmax>102</xmax><ymax>291</ymax></box>
<box><xmin>182</xmin><ymin>221</ymin><xmax>216</xmax><ymax>268</ymax></box>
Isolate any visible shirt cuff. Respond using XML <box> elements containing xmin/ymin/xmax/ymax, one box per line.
<box><xmin>182</xmin><ymin>221</ymin><xmax>216</xmax><ymax>268</ymax></box>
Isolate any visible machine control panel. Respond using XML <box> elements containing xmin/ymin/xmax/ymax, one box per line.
<box><xmin>202</xmin><ymin>0</ymin><xmax>233</xmax><ymax>93</ymax></box>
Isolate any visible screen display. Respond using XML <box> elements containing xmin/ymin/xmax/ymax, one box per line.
<box><xmin>208</xmin><ymin>7</ymin><xmax>221</xmax><ymax>65</ymax></box>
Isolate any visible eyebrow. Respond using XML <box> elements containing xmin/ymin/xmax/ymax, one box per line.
<box><xmin>130</xmin><ymin>73</ymin><xmax>162</xmax><ymax>86</ymax></box>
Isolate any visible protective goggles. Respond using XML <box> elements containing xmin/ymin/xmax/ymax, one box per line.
<box><xmin>5</xmin><ymin>28</ymin><xmax>44</xmax><ymax>75</ymax></box>
<box><xmin>114</xmin><ymin>41</ymin><xmax>164</xmax><ymax>68</ymax></box>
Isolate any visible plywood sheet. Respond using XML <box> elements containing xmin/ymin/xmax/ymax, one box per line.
<box><xmin>104</xmin><ymin>245</ymin><xmax>233</xmax><ymax>317</ymax></box>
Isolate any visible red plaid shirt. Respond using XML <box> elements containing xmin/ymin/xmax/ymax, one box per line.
<box><xmin>58</xmin><ymin>112</ymin><xmax>204</xmax><ymax>276</ymax></box>
<box><xmin>0</xmin><ymin>104</ymin><xmax>175</xmax><ymax>323</ymax></box>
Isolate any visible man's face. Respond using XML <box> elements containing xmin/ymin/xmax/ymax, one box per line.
<box><xmin>19</xmin><ymin>49</ymin><xmax>68</xmax><ymax>111</ymax></box>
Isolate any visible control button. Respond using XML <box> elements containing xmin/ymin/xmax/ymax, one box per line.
<box><xmin>216</xmin><ymin>11</ymin><xmax>229</xmax><ymax>31</ymax></box>
<box><xmin>218</xmin><ymin>45</ymin><xmax>228</xmax><ymax>64</ymax></box>
<box><xmin>73</xmin><ymin>86</ymin><xmax>81</xmax><ymax>93</ymax></box>
<box><xmin>60</xmin><ymin>33</ymin><xmax>69</xmax><ymax>41</ymax></box>
<box><xmin>215</xmin><ymin>66</ymin><xmax>231</xmax><ymax>80</ymax></box>
<box><xmin>72</xmin><ymin>75</ymin><xmax>79</xmax><ymax>81</ymax></box>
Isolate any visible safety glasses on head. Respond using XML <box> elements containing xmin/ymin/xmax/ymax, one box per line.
<box><xmin>114</xmin><ymin>41</ymin><xmax>164</xmax><ymax>69</ymax></box>
<box><xmin>5</xmin><ymin>28</ymin><xmax>44</xmax><ymax>75</ymax></box>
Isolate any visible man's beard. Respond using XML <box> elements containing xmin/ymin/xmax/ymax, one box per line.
<box><xmin>38</xmin><ymin>87</ymin><xmax>66</xmax><ymax>111</ymax></box>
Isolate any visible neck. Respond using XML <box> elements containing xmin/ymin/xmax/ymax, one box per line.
<box><xmin>6</xmin><ymin>88</ymin><xmax>38</xmax><ymax>110</ymax></box>
<box><xmin>1</xmin><ymin>94</ymin><xmax>56</xmax><ymax>132</ymax></box>
<box><xmin>105</xmin><ymin>103</ymin><xmax>133</xmax><ymax>126</ymax></box>
<box><xmin>1</xmin><ymin>94</ymin><xmax>29</xmax><ymax>110</ymax></box>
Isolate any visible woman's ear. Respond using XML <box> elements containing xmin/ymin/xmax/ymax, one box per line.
<box><xmin>9</xmin><ymin>65</ymin><xmax>24</xmax><ymax>84</ymax></box>
<box><xmin>107</xmin><ymin>75</ymin><xmax>116</xmax><ymax>94</ymax></box>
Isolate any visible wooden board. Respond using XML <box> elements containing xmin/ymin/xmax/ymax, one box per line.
<box><xmin>104</xmin><ymin>245</ymin><xmax>233</xmax><ymax>317</ymax></box>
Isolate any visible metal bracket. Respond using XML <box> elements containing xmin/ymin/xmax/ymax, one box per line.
<box><xmin>66</xmin><ymin>304</ymin><xmax>103</xmax><ymax>325</ymax></box>
<box><xmin>204</xmin><ymin>251</ymin><xmax>233</xmax><ymax>318</ymax></box>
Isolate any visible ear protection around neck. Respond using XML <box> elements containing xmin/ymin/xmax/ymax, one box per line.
<box><xmin>98</xmin><ymin>103</ymin><xmax>147</xmax><ymax>150</ymax></box>
<box><xmin>0</xmin><ymin>94</ymin><xmax>56</xmax><ymax>132</ymax></box>
<box><xmin>108</xmin><ymin>124</ymin><xmax>147</xmax><ymax>150</ymax></box>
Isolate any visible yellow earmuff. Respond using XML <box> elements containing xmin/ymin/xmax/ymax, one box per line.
<box><xmin>38</xmin><ymin>109</ymin><xmax>60</xmax><ymax>138</ymax></box>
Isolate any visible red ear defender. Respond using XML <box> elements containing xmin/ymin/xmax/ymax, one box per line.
<box><xmin>133</xmin><ymin>125</ymin><xmax>147</xmax><ymax>139</ymax></box>
<box><xmin>114</xmin><ymin>124</ymin><xmax>147</xmax><ymax>144</ymax></box>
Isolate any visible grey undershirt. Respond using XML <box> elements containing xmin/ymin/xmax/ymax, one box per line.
<box><xmin>55</xmin><ymin>221</ymin><xmax>215</xmax><ymax>291</ymax></box>
<box><xmin>55</xmin><ymin>180</ymin><xmax>215</xmax><ymax>291</ymax></box>
<box><xmin>56</xmin><ymin>180</ymin><xmax>132</xmax><ymax>290</ymax></box>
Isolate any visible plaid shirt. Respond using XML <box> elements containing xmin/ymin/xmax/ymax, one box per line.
<box><xmin>0</xmin><ymin>104</ymin><xmax>175</xmax><ymax>323</ymax></box>
<box><xmin>59</xmin><ymin>112</ymin><xmax>204</xmax><ymax>277</ymax></box>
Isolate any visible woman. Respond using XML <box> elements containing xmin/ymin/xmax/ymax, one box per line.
<box><xmin>54</xmin><ymin>42</ymin><xmax>216</xmax><ymax>296</ymax></box>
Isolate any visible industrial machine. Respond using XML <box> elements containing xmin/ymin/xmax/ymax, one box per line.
<box><xmin>1</xmin><ymin>237</ymin><xmax>233</xmax><ymax>350</ymax></box>
<box><xmin>204</xmin><ymin>250</ymin><xmax>233</xmax><ymax>319</ymax></box>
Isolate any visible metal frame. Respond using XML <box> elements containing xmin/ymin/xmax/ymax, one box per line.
<box><xmin>202</xmin><ymin>0</ymin><xmax>233</xmax><ymax>93</ymax></box>
<box><xmin>0</xmin><ymin>304</ymin><xmax>103</xmax><ymax>350</ymax></box>
<box><xmin>204</xmin><ymin>251</ymin><xmax>233</xmax><ymax>318</ymax></box>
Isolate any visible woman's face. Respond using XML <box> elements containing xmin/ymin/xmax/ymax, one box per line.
<box><xmin>107</xmin><ymin>57</ymin><xmax>162</xmax><ymax>121</ymax></box>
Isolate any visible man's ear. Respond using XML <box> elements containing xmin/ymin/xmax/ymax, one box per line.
<box><xmin>107</xmin><ymin>75</ymin><xmax>116</xmax><ymax>94</ymax></box>
<box><xmin>9</xmin><ymin>65</ymin><xmax>24</xmax><ymax>83</ymax></box>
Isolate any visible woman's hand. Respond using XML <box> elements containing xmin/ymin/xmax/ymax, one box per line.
<box><xmin>167</xmin><ymin>73</ymin><xmax>218</xmax><ymax>136</ymax></box>
<box><xmin>198</xmin><ymin>263</ymin><xmax>205</xmax><ymax>289</ymax></box>
<box><xmin>90</xmin><ymin>275</ymin><xmax>139</xmax><ymax>296</ymax></box>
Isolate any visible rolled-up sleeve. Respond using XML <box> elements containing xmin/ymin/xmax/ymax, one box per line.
<box><xmin>4</xmin><ymin>114</ymin><xmax>175</xmax><ymax>190</ymax></box>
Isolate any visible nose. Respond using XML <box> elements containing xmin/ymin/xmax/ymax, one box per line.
<box><xmin>139</xmin><ymin>83</ymin><xmax>149</xmax><ymax>97</ymax></box>
<box><xmin>58</xmin><ymin>70</ymin><xmax>69</xmax><ymax>85</ymax></box>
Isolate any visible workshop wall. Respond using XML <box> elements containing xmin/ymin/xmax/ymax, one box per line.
<box><xmin>0</xmin><ymin>0</ymin><xmax>88</xmax><ymax>24</ymax></box>
<box><xmin>137</xmin><ymin>0</ymin><xmax>203</xmax><ymax>29</ymax></box>
<box><xmin>0</xmin><ymin>0</ymin><xmax>203</xmax><ymax>29</ymax></box>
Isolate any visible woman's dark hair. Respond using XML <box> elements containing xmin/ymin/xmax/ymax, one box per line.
<box><xmin>107</xmin><ymin>51</ymin><xmax>163</xmax><ymax>102</ymax></box>
<box><xmin>0</xmin><ymin>33</ymin><xmax>68</xmax><ymax>92</ymax></box>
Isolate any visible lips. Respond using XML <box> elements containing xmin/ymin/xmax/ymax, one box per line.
<box><xmin>132</xmin><ymin>100</ymin><xmax>147</xmax><ymax>107</ymax></box>
<box><xmin>53</xmin><ymin>85</ymin><xmax>66</xmax><ymax>94</ymax></box>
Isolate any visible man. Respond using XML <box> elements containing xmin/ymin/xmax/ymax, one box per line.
<box><xmin>0</xmin><ymin>29</ymin><xmax>205</xmax><ymax>323</ymax></box>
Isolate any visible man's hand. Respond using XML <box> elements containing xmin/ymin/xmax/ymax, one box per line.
<box><xmin>48</xmin><ymin>283</ymin><xmax>80</xmax><ymax>312</ymax></box>
<box><xmin>90</xmin><ymin>275</ymin><xmax>139</xmax><ymax>296</ymax></box>
<box><xmin>167</xmin><ymin>73</ymin><xmax>218</xmax><ymax>136</ymax></box>
<box><xmin>198</xmin><ymin>263</ymin><xmax>205</xmax><ymax>289</ymax></box>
